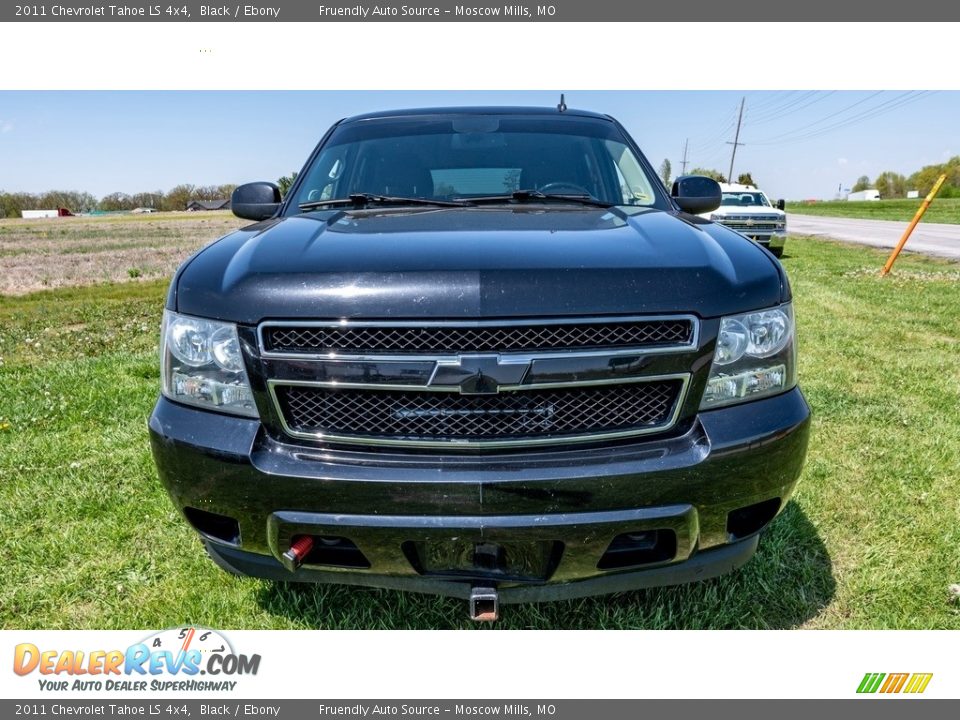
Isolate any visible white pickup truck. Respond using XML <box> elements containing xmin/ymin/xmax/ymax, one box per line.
<box><xmin>701</xmin><ymin>183</ymin><xmax>787</xmax><ymax>258</ymax></box>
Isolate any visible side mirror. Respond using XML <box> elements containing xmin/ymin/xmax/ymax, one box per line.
<box><xmin>776</xmin><ymin>198</ymin><xmax>786</xmax><ymax>211</ymax></box>
<box><xmin>670</xmin><ymin>175</ymin><xmax>722</xmax><ymax>214</ymax></box>
<box><xmin>232</xmin><ymin>182</ymin><xmax>282</xmax><ymax>221</ymax></box>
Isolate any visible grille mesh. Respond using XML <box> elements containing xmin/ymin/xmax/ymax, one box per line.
<box><xmin>264</xmin><ymin>320</ymin><xmax>692</xmax><ymax>355</ymax></box>
<box><xmin>276</xmin><ymin>381</ymin><xmax>680</xmax><ymax>442</ymax></box>
<box><xmin>722</xmin><ymin>222</ymin><xmax>780</xmax><ymax>233</ymax></box>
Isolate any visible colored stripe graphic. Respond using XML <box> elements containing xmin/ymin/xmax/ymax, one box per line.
<box><xmin>880</xmin><ymin>673</ymin><xmax>909</xmax><ymax>693</ymax></box>
<box><xmin>857</xmin><ymin>672</ymin><xmax>932</xmax><ymax>694</ymax></box>
<box><xmin>857</xmin><ymin>673</ymin><xmax>885</xmax><ymax>693</ymax></box>
<box><xmin>904</xmin><ymin>674</ymin><xmax>933</xmax><ymax>694</ymax></box>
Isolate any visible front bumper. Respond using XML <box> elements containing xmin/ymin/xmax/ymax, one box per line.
<box><xmin>763</xmin><ymin>231</ymin><xmax>787</xmax><ymax>250</ymax></box>
<box><xmin>736</xmin><ymin>230</ymin><xmax>786</xmax><ymax>250</ymax></box>
<box><xmin>149</xmin><ymin>387</ymin><xmax>810</xmax><ymax>599</ymax></box>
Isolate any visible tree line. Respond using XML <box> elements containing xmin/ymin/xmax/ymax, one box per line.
<box><xmin>0</xmin><ymin>184</ymin><xmax>238</xmax><ymax>219</ymax></box>
<box><xmin>851</xmin><ymin>156</ymin><xmax>960</xmax><ymax>199</ymax></box>
<box><xmin>657</xmin><ymin>160</ymin><xmax>756</xmax><ymax>188</ymax></box>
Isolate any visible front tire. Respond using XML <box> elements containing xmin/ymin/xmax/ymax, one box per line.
<box><xmin>768</xmin><ymin>246</ymin><xmax>784</xmax><ymax>258</ymax></box>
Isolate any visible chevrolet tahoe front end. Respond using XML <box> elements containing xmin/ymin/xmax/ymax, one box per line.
<box><xmin>148</xmin><ymin>107</ymin><xmax>810</xmax><ymax>619</ymax></box>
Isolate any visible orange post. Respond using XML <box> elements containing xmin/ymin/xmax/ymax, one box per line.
<box><xmin>881</xmin><ymin>173</ymin><xmax>948</xmax><ymax>276</ymax></box>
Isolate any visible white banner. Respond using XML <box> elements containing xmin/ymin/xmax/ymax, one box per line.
<box><xmin>1</xmin><ymin>629</ymin><xmax>951</xmax><ymax>699</ymax></box>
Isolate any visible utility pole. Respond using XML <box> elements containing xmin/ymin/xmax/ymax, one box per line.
<box><xmin>726</xmin><ymin>96</ymin><xmax>746</xmax><ymax>183</ymax></box>
<box><xmin>679</xmin><ymin>138</ymin><xmax>689</xmax><ymax>175</ymax></box>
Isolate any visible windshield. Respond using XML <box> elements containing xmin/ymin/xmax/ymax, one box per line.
<box><xmin>720</xmin><ymin>191</ymin><xmax>771</xmax><ymax>208</ymax></box>
<box><xmin>287</xmin><ymin>115</ymin><xmax>665</xmax><ymax>212</ymax></box>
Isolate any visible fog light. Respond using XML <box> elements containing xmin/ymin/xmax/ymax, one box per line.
<box><xmin>703</xmin><ymin>365</ymin><xmax>786</xmax><ymax>405</ymax></box>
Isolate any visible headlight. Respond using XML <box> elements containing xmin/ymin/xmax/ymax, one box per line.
<box><xmin>161</xmin><ymin>310</ymin><xmax>258</xmax><ymax>418</ymax></box>
<box><xmin>700</xmin><ymin>303</ymin><xmax>796</xmax><ymax>409</ymax></box>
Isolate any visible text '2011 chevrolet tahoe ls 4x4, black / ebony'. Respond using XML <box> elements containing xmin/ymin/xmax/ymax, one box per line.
<box><xmin>149</xmin><ymin>106</ymin><xmax>810</xmax><ymax>620</ymax></box>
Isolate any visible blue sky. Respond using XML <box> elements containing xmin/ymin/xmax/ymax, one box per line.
<box><xmin>0</xmin><ymin>90</ymin><xmax>954</xmax><ymax>200</ymax></box>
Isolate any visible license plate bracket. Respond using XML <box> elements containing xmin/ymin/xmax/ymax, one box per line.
<box><xmin>403</xmin><ymin>539</ymin><xmax>562</xmax><ymax>582</ymax></box>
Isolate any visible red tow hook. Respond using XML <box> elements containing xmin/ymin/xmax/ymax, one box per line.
<box><xmin>281</xmin><ymin>535</ymin><xmax>314</xmax><ymax>572</ymax></box>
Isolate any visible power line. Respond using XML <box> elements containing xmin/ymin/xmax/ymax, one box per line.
<box><xmin>777</xmin><ymin>92</ymin><xmax>934</xmax><ymax>145</ymax></box>
<box><xmin>746</xmin><ymin>91</ymin><xmax>837</xmax><ymax>126</ymax></box>
<box><xmin>745</xmin><ymin>91</ymin><xmax>798</xmax><ymax>113</ymax></box>
<box><xmin>697</xmin><ymin>150</ymin><xmax>729</xmax><ymax>170</ymax></box>
<box><xmin>752</xmin><ymin>91</ymin><xmax>933</xmax><ymax>146</ymax></box>
<box><xmin>750</xmin><ymin>91</ymin><xmax>886</xmax><ymax>144</ymax></box>
<box><xmin>688</xmin><ymin>107</ymin><xmax>738</xmax><ymax>154</ymax></box>
<box><xmin>742</xmin><ymin>91</ymin><xmax>801</xmax><ymax>117</ymax></box>
<box><xmin>677</xmin><ymin>91</ymin><xmax>931</xmax><ymax>178</ymax></box>
<box><xmin>746</xmin><ymin>91</ymin><xmax>820</xmax><ymax>123</ymax></box>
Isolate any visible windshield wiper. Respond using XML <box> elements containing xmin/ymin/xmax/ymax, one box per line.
<box><xmin>299</xmin><ymin>193</ymin><xmax>469</xmax><ymax>211</ymax></box>
<box><xmin>460</xmin><ymin>189</ymin><xmax>614</xmax><ymax>208</ymax></box>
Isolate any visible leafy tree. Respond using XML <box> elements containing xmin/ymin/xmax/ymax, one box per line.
<box><xmin>130</xmin><ymin>191</ymin><xmax>164</xmax><ymax>210</ymax></box>
<box><xmin>163</xmin><ymin>184</ymin><xmax>196</xmax><ymax>211</ymax></box>
<box><xmin>907</xmin><ymin>156</ymin><xmax>960</xmax><ymax>196</ymax></box>
<box><xmin>0</xmin><ymin>191</ymin><xmax>37</xmax><ymax>219</ymax></box>
<box><xmin>690</xmin><ymin>167</ymin><xmax>727</xmax><ymax>183</ymax></box>
<box><xmin>277</xmin><ymin>172</ymin><xmax>299</xmax><ymax>197</ymax></box>
<box><xmin>658</xmin><ymin>159</ymin><xmax>671</xmax><ymax>188</ymax></box>
<box><xmin>35</xmin><ymin>190</ymin><xmax>97</xmax><ymax>213</ymax></box>
<box><xmin>736</xmin><ymin>172</ymin><xmax>756</xmax><ymax>186</ymax></box>
<box><xmin>873</xmin><ymin>171</ymin><xmax>907</xmax><ymax>199</ymax></box>
<box><xmin>99</xmin><ymin>192</ymin><xmax>135</xmax><ymax>211</ymax></box>
<box><xmin>192</xmin><ymin>185</ymin><xmax>218</xmax><ymax>201</ymax></box>
<box><xmin>851</xmin><ymin>175</ymin><xmax>872</xmax><ymax>192</ymax></box>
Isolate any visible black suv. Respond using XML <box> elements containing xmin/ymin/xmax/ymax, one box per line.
<box><xmin>149</xmin><ymin>107</ymin><xmax>810</xmax><ymax>620</ymax></box>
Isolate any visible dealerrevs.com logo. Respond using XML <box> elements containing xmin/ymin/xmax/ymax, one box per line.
<box><xmin>13</xmin><ymin>627</ymin><xmax>261</xmax><ymax>693</ymax></box>
<box><xmin>857</xmin><ymin>673</ymin><xmax>933</xmax><ymax>694</ymax></box>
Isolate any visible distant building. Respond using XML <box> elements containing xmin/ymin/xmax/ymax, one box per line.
<box><xmin>186</xmin><ymin>199</ymin><xmax>231</xmax><ymax>211</ymax></box>
<box><xmin>906</xmin><ymin>190</ymin><xmax>920</xmax><ymax>199</ymax></box>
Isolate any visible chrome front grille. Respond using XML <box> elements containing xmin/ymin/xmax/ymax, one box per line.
<box><xmin>261</xmin><ymin>318</ymin><xmax>693</xmax><ymax>356</ymax></box>
<box><xmin>722</xmin><ymin>222</ymin><xmax>780</xmax><ymax>233</ymax></box>
<box><xmin>717</xmin><ymin>215</ymin><xmax>782</xmax><ymax>235</ymax></box>
<box><xmin>721</xmin><ymin>214</ymin><xmax>781</xmax><ymax>222</ymax></box>
<box><xmin>259</xmin><ymin>316</ymin><xmax>697</xmax><ymax>449</ymax></box>
<box><xmin>274</xmin><ymin>380</ymin><xmax>683</xmax><ymax>447</ymax></box>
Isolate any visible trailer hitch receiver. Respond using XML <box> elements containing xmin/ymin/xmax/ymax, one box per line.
<box><xmin>469</xmin><ymin>585</ymin><xmax>499</xmax><ymax>622</ymax></box>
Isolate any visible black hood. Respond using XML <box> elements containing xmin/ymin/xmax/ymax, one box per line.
<box><xmin>172</xmin><ymin>206</ymin><xmax>787</xmax><ymax>324</ymax></box>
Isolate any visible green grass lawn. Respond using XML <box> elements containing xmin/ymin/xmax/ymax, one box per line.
<box><xmin>1</xmin><ymin>238</ymin><xmax>959</xmax><ymax>629</ymax></box>
<box><xmin>787</xmin><ymin>197</ymin><xmax>960</xmax><ymax>223</ymax></box>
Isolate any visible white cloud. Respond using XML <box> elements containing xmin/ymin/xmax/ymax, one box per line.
<box><xmin>837</xmin><ymin>157</ymin><xmax>848</xmax><ymax>166</ymax></box>
<box><xmin>0</xmin><ymin>121</ymin><xmax>13</xmax><ymax>134</ymax></box>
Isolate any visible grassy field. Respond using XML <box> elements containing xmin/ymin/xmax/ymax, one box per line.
<box><xmin>788</xmin><ymin>197</ymin><xmax>960</xmax><ymax>223</ymax></box>
<box><xmin>0</xmin><ymin>211</ymin><xmax>245</xmax><ymax>295</ymax></box>
<box><xmin>1</xmin><ymin>223</ymin><xmax>959</xmax><ymax>629</ymax></box>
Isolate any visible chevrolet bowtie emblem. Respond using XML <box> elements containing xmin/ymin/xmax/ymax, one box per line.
<box><xmin>430</xmin><ymin>355</ymin><xmax>531</xmax><ymax>395</ymax></box>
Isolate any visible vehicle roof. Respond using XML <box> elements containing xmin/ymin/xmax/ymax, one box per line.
<box><xmin>719</xmin><ymin>183</ymin><xmax>762</xmax><ymax>192</ymax></box>
<box><xmin>341</xmin><ymin>106</ymin><xmax>613</xmax><ymax>123</ymax></box>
